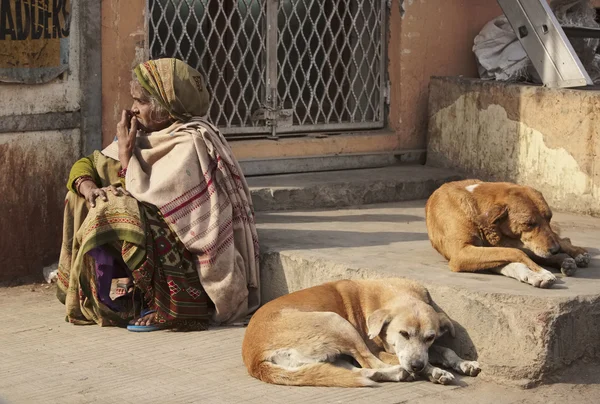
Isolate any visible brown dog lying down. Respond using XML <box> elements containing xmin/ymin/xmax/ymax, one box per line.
<box><xmin>242</xmin><ymin>279</ymin><xmax>480</xmax><ymax>387</ymax></box>
<box><xmin>425</xmin><ymin>180</ymin><xmax>590</xmax><ymax>288</ymax></box>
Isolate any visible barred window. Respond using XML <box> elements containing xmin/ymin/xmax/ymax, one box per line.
<box><xmin>148</xmin><ymin>0</ymin><xmax>388</xmax><ymax>138</ymax></box>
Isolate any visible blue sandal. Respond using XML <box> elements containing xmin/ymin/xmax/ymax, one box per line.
<box><xmin>127</xmin><ymin>309</ymin><xmax>161</xmax><ymax>332</ymax></box>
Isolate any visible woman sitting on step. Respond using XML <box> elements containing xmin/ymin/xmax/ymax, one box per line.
<box><xmin>57</xmin><ymin>58</ymin><xmax>260</xmax><ymax>331</ymax></box>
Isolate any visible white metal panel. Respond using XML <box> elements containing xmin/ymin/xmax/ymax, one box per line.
<box><xmin>497</xmin><ymin>0</ymin><xmax>593</xmax><ymax>88</ymax></box>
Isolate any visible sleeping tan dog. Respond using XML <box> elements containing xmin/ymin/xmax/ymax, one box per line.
<box><xmin>426</xmin><ymin>180</ymin><xmax>590</xmax><ymax>288</ymax></box>
<box><xmin>242</xmin><ymin>279</ymin><xmax>481</xmax><ymax>387</ymax></box>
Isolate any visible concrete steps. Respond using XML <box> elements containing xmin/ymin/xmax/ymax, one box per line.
<box><xmin>247</xmin><ymin>165</ymin><xmax>463</xmax><ymax>212</ymax></box>
<box><xmin>255</xmin><ymin>201</ymin><xmax>600</xmax><ymax>387</ymax></box>
<box><xmin>239</xmin><ymin>150</ymin><xmax>426</xmax><ymax>176</ymax></box>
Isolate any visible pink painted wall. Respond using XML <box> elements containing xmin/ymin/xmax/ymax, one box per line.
<box><xmin>101</xmin><ymin>0</ymin><xmax>505</xmax><ymax>152</ymax></box>
<box><xmin>101</xmin><ymin>0</ymin><xmax>146</xmax><ymax>147</ymax></box>
<box><xmin>387</xmin><ymin>0</ymin><xmax>503</xmax><ymax>149</ymax></box>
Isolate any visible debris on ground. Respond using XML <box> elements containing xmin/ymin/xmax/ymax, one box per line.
<box><xmin>42</xmin><ymin>263</ymin><xmax>58</xmax><ymax>284</ymax></box>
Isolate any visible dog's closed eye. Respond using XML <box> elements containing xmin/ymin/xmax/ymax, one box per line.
<box><xmin>399</xmin><ymin>331</ymin><xmax>409</xmax><ymax>339</ymax></box>
<box><xmin>424</xmin><ymin>334</ymin><xmax>435</xmax><ymax>343</ymax></box>
<box><xmin>525</xmin><ymin>220</ymin><xmax>538</xmax><ymax>229</ymax></box>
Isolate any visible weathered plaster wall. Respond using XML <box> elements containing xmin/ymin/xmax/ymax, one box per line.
<box><xmin>387</xmin><ymin>0</ymin><xmax>502</xmax><ymax>149</ymax></box>
<box><xmin>101</xmin><ymin>0</ymin><xmax>147</xmax><ymax>147</ymax></box>
<box><xmin>0</xmin><ymin>2</ymin><xmax>84</xmax><ymax>283</ymax></box>
<box><xmin>0</xmin><ymin>131</ymin><xmax>81</xmax><ymax>283</ymax></box>
<box><xmin>427</xmin><ymin>77</ymin><xmax>600</xmax><ymax>216</ymax></box>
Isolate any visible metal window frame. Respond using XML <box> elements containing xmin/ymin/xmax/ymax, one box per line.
<box><xmin>146</xmin><ymin>0</ymin><xmax>389</xmax><ymax>137</ymax></box>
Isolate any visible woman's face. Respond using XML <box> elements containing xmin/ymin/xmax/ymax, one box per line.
<box><xmin>130</xmin><ymin>82</ymin><xmax>172</xmax><ymax>132</ymax></box>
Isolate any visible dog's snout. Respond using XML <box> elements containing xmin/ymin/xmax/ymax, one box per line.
<box><xmin>549</xmin><ymin>244</ymin><xmax>560</xmax><ymax>255</ymax></box>
<box><xmin>410</xmin><ymin>360</ymin><xmax>425</xmax><ymax>373</ymax></box>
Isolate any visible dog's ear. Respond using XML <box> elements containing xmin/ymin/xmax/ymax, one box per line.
<box><xmin>478</xmin><ymin>205</ymin><xmax>508</xmax><ymax>245</ymax></box>
<box><xmin>523</xmin><ymin>187</ymin><xmax>552</xmax><ymax>219</ymax></box>
<box><xmin>487</xmin><ymin>204</ymin><xmax>508</xmax><ymax>225</ymax></box>
<box><xmin>367</xmin><ymin>309</ymin><xmax>391</xmax><ymax>339</ymax></box>
<box><xmin>437</xmin><ymin>312</ymin><xmax>455</xmax><ymax>338</ymax></box>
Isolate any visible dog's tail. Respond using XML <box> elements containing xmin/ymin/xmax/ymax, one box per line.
<box><xmin>251</xmin><ymin>361</ymin><xmax>378</xmax><ymax>388</ymax></box>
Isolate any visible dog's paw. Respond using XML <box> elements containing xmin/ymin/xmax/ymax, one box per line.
<box><xmin>371</xmin><ymin>365</ymin><xmax>414</xmax><ymax>382</ymax></box>
<box><xmin>528</xmin><ymin>270</ymin><xmax>556</xmax><ymax>288</ymax></box>
<box><xmin>389</xmin><ymin>366</ymin><xmax>415</xmax><ymax>382</ymax></box>
<box><xmin>458</xmin><ymin>361</ymin><xmax>481</xmax><ymax>377</ymax></box>
<box><xmin>575</xmin><ymin>253</ymin><xmax>590</xmax><ymax>268</ymax></box>
<box><xmin>561</xmin><ymin>258</ymin><xmax>578</xmax><ymax>277</ymax></box>
<box><xmin>428</xmin><ymin>367</ymin><xmax>455</xmax><ymax>385</ymax></box>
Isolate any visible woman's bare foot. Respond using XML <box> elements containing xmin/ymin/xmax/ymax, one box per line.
<box><xmin>127</xmin><ymin>309</ymin><xmax>163</xmax><ymax>332</ymax></box>
<box><xmin>131</xmin><ymin>311</ymin><xmax>156</xmax><ymax>326</ymax></box>
<box><xmin>115</xmin><ymin>278</ymin><xmax>133</xmax><ymax>296</ymax></box>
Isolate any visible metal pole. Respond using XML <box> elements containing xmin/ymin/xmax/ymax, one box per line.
<box><xmin>266</xmin><ymin>0</ymin><xmax>279</xmax><ymax>139</ymax></box>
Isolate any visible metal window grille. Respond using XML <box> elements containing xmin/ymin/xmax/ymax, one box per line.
<box><xmin>148</xmin><ymin>0</ymin><xmax>388</xmax><ymax>138</ymax></box>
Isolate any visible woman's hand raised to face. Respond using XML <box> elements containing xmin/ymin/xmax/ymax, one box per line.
<box><xmin>117</xmin><ymin>109</ymin><xmax>138</xmax><ymax>169</ymax></box>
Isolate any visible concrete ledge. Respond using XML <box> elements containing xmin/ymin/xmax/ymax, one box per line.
<box><xmin>240</xmin><ymin>150</ymin><xmax>426</xmax><ymax>177</ymax></box>
<box><xmin>256</xmin><ymin>201</ymin><xmax>600</xmax><ymax>386</ymax></box>
<box><xmin>248</xmin><ymin>165</ymin><xmax>463</xmax><ymax>212</ymax></box>
<box><xmin>427</xmin><ymin>76</ymin><xmax>600</xmax><ymax>216</ymax></box>
<box><xmin>229</xmin><ymin>130</ymin><xmax>402</xmax><ymax>160</ymax></box>
<box><xmin>0</xmin><ymin>112</ymin><xmax>80</xmax><ymax>133</ymax></box>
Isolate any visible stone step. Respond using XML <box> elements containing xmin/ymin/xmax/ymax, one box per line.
<box><xmin>240</xmin><ymin>149</ymin><xmax>426</xmax><ymax>176</ymax></box>
<box><xmin>255</xmin><ymin>201</ymin><xmax>600</xmax><ymax>386</ymax></box>
<box><xmin>247</xmin><ymin>165</ymin><xmax>463</xmax><ymax>212</ymax></box>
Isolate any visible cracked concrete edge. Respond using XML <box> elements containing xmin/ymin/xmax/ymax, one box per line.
<box><xmin>543</xmin><ymin>296</ymin><xmax>600</xmax><ymax>376</ymax></box>
<box><xmin>258</xmin><ymin>250</ymin><xmax>600</xmax><ymax>386</ymax></box>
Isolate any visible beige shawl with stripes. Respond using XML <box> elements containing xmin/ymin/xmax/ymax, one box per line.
<box><xmin>103</xmin><ymin>118</ymin><xmax>259</xmax><ymax>323</ymax></box>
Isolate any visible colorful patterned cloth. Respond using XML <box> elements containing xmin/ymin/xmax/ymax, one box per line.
<box><xmin>57</xmin><ymin>152</ymin><xmax>210</xmax><ymax>330</ymax></box>
<box><xmin>60</xmin><ymin>57</ymin><xmax>259</xmax><ymax>327</ymax></box>
<box><xmin>133</xmin><ymin>205</ymin><xmax>210</xmax><ymax>330</ymax></box>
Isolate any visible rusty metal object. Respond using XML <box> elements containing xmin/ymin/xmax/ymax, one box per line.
<box><xmin>0</xmin><ymin>132</ymin><xmax>78</xmax><ymax>284</ymax></box>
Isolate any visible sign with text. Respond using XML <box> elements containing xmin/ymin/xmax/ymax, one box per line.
<box><xmin>0</xmin><ymin>0</ymin><xmax>71</xmax><ymax>83</ymax></box>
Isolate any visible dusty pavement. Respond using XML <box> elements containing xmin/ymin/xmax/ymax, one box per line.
<box><xmin>1</xmin><ymin>285</ymin><xmax>599</xmax><ymax>404</ymax></box>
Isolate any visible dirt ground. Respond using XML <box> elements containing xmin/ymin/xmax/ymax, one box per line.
<box><xmin>1</xmin><ymin>284</ymin><xmax>598</xmax><ymax>404</ymax></box>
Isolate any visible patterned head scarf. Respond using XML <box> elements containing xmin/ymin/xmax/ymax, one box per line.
<box><xmin>134</xmin><ymin>58</ymin><xmax>211</xmax><ymax>122</ymax></box>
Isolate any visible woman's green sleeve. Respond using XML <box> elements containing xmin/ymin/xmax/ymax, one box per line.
<box><xmin>67</xmin><ymin>153</ymin><xmax>100</xmax><ymax>193</ymax></box>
